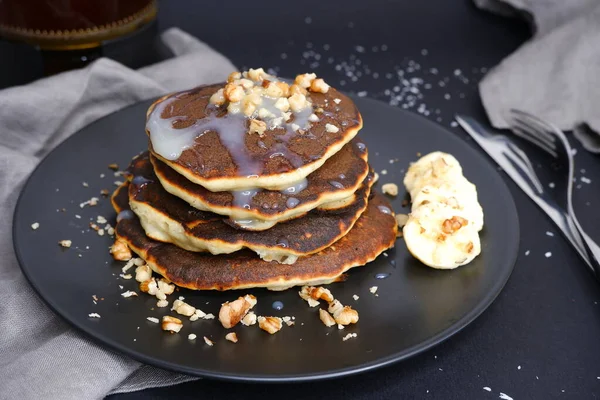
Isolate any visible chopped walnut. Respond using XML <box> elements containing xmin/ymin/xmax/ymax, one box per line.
<box><xmin>227</xmin><ymin>71</ymin><xmax>241</xmax><ymax>82</ymax></box>
<box><xmin>121</xmin><ymin>290</ymin><xmax>138</xmax><ymax>298</ymax></box>
<box><xmin>161</xmin><ymin>316</ymin><xmax>182</xmax><ymax>333</ymax></box>
<box><xmin>189</xmin><ymin>308</ymin><xmax>207</xmax><ymax>321</ymax></box>
<box><xmin>333</xmin><ymin>306</ymin><xmax>359</xmax><ymax>326</ymax></box>
<box><xmin>325</xmin><ymin>123</ymin><xmax>339</xmax><ymax>133</ymax></box>
<box><xmin>139</xmin><ymin>278</ymin><xmax>158</xmax><ymax>295</ymax></box>
<box><xmin>382</xmin><ymin>183</ymin><xmax>399</xmax><ymax>196</ymax></box>
<box><xmin>395</xmin><ymin>214</ymin><xmax>409</xmax><ymax>228</ymax></box>
<box><xmin>342</xmin><ymin>333</ymin><xmax>358</xmax><ymax>341</ymax></box>
<box><xmin>224</xmin><ymin>83</ymin><xmax>244</xmax><ymax>103</ymax></box>
<box><xmin>248</xmin><ymin>67</ymin><xmax>268</xmax><ymax>81</ymax></box>
<box><xmin>225</xmin><ymin>332</ymin><xmax>238</xmax><ymax>343</ymax></box>
<box><xmin>249</xmin><ymin>119</ymin><xmax>267</xmax><ymax>136</ymax></box>
<box><xmin>319</xmin><ymin>309</ymin><xmax>336</xmax><ymax>327</ymax></box>
<box><xmin>310</xmin><ymin>78</ymin><xmax>330</xmax><ymax>93</ymax></box>
<box><xmin>299</xmin><ymin>286</ymin><xmax>332</xmax><ymax>306</ymax></box>
<box><xmin>135</xmin><ymin>264</ymin><xmax>152</xmax><ymax>283</ymax></box>
<box><xmin>257</xmin><ymin>108</ymin><xmax>274</xmax><ymax>119</ymax></box>
<box><xmin>110</xmin><ymin>239</ymin><xmax>132</xmax><ymax>261</ymax></box>
<box><xmin>442</xmin><ymin>216</ymin><xmax>469</xmax><ymax>234</ymax></box>
<box><xmin>295</xmin><ymin>73</ymin><xmax>316</xmax><ymax>88</ymax></box>
<box><xmin>219</xmin><ymin>295</ymin><xmax>257</xmax><ymax>329</ymax></box>
<box><xmin>275</xmin><ymin>81</ymin><xmax>290</xmax><ymax>97</ymax></box>
<box><xmin>203</xmin><ymin>336</ymin><xmax>214</xmax><ymax>346</ymax></box>
<box><xmin>289</xmin><ymin>83</ymin><xmax>307</xmax><ymax>96</ymax></box>
<box><xmin>328</xmin><ymin>299</ymin><xmax>343</xmax><ymax>315</ymax></box>
<box><xmin>227</xmin><ymin>102</ymin><xmax>241</xmax><ymax>114</ymax></box>
<box><xmin>241</xmin><ymin>311</ymin><xmax>257</xmax><ymax>326</ymax></box>
<box><xmin>265</xmin><ymin>81</ymin><xmax>284</xmax><ymax>98</ymax></box>
<box><xmin>306</xmin><ymin>286</ymin><xmax>334</xmax><ymax>302</ymax></box>
<box><xmin>274</xmin><ymin>97</ymin><xmax>290</xmax><ymax>112</ymax></box>
<box><xmin>282</xmin><ymin>316</ymin><xmax>295</xmax><ymax>326</ymax></box>
<box><xmin>209</xmin><ymin>88</ymin><xmax>226</xmax><ymax>106</ymax></box>
<box><xmin>157</xmin><ymin>279</ymin><xmax>175</xmax><ymax>295</ymax></box>
<box><xmin>288</xmin><ymin>93</ymin><xmax>309</xmax><ymax>112</ymax></box>
<box><xmin>308</xmin><ymin>113</ymin><xmax>319</xmax><ymax>122</ymax></box>
<box><xmin>172</xmin><ymin>299</ymin><xmax>196</xmax><ymax>317</ymax></box>
<box><xmin>258</xmin><ymin>316</ymin><xmax>283</xmax><ymax>334</ymax></box>
<box><xmin>369</xmin><ymin>286</ymin><xmax>378</xmax><ymax>294</ymax></box>
<box><xmin>58</xmin><ymin>239</ymin><xmax>72</xmax><ymax>248</ymax></box>
<box><xmin>239</xmin><ymin>78</ymin><xmax>254</xmax><ymax>89</ymax></box>
<box><xmin>156</xmin><ymin>299</ymin><xmax>169</xmax><ymax>308</ymax></box>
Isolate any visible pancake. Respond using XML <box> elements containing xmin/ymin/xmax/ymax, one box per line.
<box><xmin>150</xmin><ymin>138</ymin><xmax>369</xmax><ymax>227</ymax></box>
<box><xmin>120</xmin><ymin>155</ymin><xmax>374</xmax><ymax>264</ymax></box>
<box><xmin>146</xmin><ymin>80</ymin><xmax>362</xmax><ymax>192</ymax></box>
<box><xmin>114</xmin><ymin>191</ymin><xmax>397</xmax><ymax>291</ymax></box>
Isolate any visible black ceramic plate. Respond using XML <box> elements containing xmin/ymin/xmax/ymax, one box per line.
<box><xmin>13</xmin><ymin>97</ymin><xmax>519</xmax><ymax>382</ymax></box>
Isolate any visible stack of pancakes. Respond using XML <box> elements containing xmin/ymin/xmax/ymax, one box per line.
<box><xmin>112</xmin><ymin>69</ymin><xmax>397</xmax><ymax>291</ymax></box>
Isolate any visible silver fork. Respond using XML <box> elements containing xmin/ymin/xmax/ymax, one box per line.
<box><xmin>506</xmin><ymin>109</ymin><xmax>600</xmax><ymax>277</ymax></box>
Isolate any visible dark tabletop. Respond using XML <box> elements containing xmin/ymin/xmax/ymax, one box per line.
<box><xmin>5</xmin><ymin>0</ymin><xmax>600</xmax><ymax>398</ymax></box>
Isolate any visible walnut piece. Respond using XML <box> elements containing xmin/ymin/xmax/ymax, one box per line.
<box><xmin>332</xmin><ymin>306</ymin><xmax>359</xmax><ymax>326</ymax></box>
<box><xmin>135</xmin><ymin>264</ymin><xmax>152</xmax><ymax>283</ymax></box>
<box><xmin>172</xmin><ymin>299</ymin><xmax>196</xmax><ymax>317</ymax></box>
<box><xmin>110</xmin><ymin>239</ymin><xmax>131</xmax><ymax>261</ymax></box>
<box><xmin>310</xmin><ymin>78</ymin><xmax>330</xmax><ymax>93</ymax></box>
<box><xmin>295</xmin><ymin>73</ymin><xmax>316</xmax><ymax>88</ymax></box>
<box><xmin>139</xmin><ymin>278</ymin><xmax>158</xmax><ymax>295</ymax></box>
<box><xmin>395</xmin><ymin>214</ymin><xmax>409</xmax><ymax>228</ymax></box>
<box><xmin>241</xmin><ymin>311</ymin><xmax>257</xmax><ymax>326</ymax></box>
<box><xmin>249</xmin><ymin>119</ymin><xmax>267</xmax><ymax>136</ymax></box>
<box><xmin>227</xmin><ymin>71</ymin><xmax>241</xmax><ymax>82</ymax></box>
<box><xmin>225</xmin><ymin>332</ymin><xmax>239</xmax><ymax>343</ymax></box>
<box><xmin>325</xmin><ymin>123</ymin><xmax>339</xmax><ymax>133</ymax></box>
<box><xmin>157</xmin><ymin>279</ymin><xmax>175</xmax><ymax>295</ymax></box>
<box><xmin>209</xmin><ymin>88</ymin><xmax>226</xmax><ymax>106</ymax></box>
<box><xmin>224</xmin><ymin>83</ymin><xmax>244</xmax><ymax>103</ymax></box>
<box><xmin>58</xmin><ymin>240</ymin><xmax>72</xmax><ymax>248</ymax></box>
<box><xmin>248</xmin><ymin>67</ymin><xmax>268</xmax><ymax>81</ymax></box>
<box><xmin>219</xmin><ymin>295</ymin><xmax>257</xmax><ymax>328</ymax></box>
<box><xmin>441</xmin><ymin>216</ymin><xmax>469</xmax><ymax>234</ymax></box>
<box><xmin>258</xmin><ymin>316</ymin><xmax>283</xmax><ymax>334</ymax></box>
<box><xmin>382</xmin><ymin>183</ymin><xmax>399</xmax><ymax>196</ymax></box>
<box><xmin>288</xmin><ymin>93</ymin><xmax>309</xmax><ymax>112</ymax></box>
<box><xmin>319</xmin><ymin>309</ymin><xmax>336</xmax><ymax>327</ymax></box>
<box><xmin>161</xmin><ymin>316</ymin><xmax>182</xmax><ymax>333</ymax></box>
<box><xmin>299</xmin><ymin>286</ymin><xmax>333</xmax><ymax>306</ymax></box>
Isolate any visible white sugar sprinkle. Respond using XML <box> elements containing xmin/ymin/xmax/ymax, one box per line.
<box><xmin>483</xmin><ymin>387</ymin><xmax>492</xmax><ymax>392</ymax></box>
<box><xmin>545</xmin><ymin>252</ymin><xmax>552</xmax><ymax>258</ymax></box>
<box><xmin>88</xmin><ymin>313</ymin><xmax>101</xmax><ymax>318</ymax></box>
<box><xmin>146</xmin><ymin>317</ymin><xmax>159</xmax><ymax>323</ymax></box>
<box><xmin>188</xmin><ymin>333</ymin><xmax>197</xmax><ymax>340</ymax></box>
<box><xmin>517</xmin><ymin>365</ymin><xmax>521</xmax><ymax>370</ymax></box>
<box><xmin>546</xmin><ymin>231</ymin><xmax>554</xmax><ymax>237</ymax></box>
<box><xmin>581</xmin><ymin>176</ymin><xmax>591</xmax><ymax>184</ymax></box>
<box><xmin>525</xmin><ymin>250</ymin><xmax>530</xmax><ymax>256</ymax></box>
<box><xmin>549</xmin><ymin>182</ymin><xmax>555</xmax><ymax>188</ymax></box>
<box><xmin>499</xmin><ymin>393</ymin><xmax>513</xmax><ymax>400</ymax></box>
<box><xmin>31</xmin><ymin>222</ymin><xmax>40</xmax><ymax>230</ymax></box>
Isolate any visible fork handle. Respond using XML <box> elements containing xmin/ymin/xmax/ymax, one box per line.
<box><xmin>578</xmin><ymin>228</ymin><xmax>600</xmax><ymax>279</ymax></box>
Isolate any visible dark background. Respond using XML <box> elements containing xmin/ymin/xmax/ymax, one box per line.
<box><xmin>4</xmin><ymin>0</ymin><xmax>600</xmax><ymax>398</ymax></box>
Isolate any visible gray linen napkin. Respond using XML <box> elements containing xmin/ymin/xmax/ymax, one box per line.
<box><xmin>473</xmin><ymin>0</ymin><xmax>600</xmax><ymax>153</ymax></box>
<box><xmin>0</xmin><ymin>28</ymin><xmax>235</xmax><ymax>400</ymax></box>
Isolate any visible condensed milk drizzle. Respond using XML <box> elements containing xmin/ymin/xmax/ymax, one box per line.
<box><xmin>146</xmin><ymin>96</ymin><xmax>262</xmax><ymax>177</ymax></box>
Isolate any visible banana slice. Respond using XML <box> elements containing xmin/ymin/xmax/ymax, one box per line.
<box><xmin>403</xmin><ymin>202</ymin><xmax>481</xmax><ymax>269</ymax></box>
<box><xmin>411</xmin><ymin>181</ymin><xmax>484</xmax><ymax>231</ymax></box>
<box><xmin>404</xmin><ymin>152</ymin><xmax>463</xmax><ymax>195</ymax></box>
